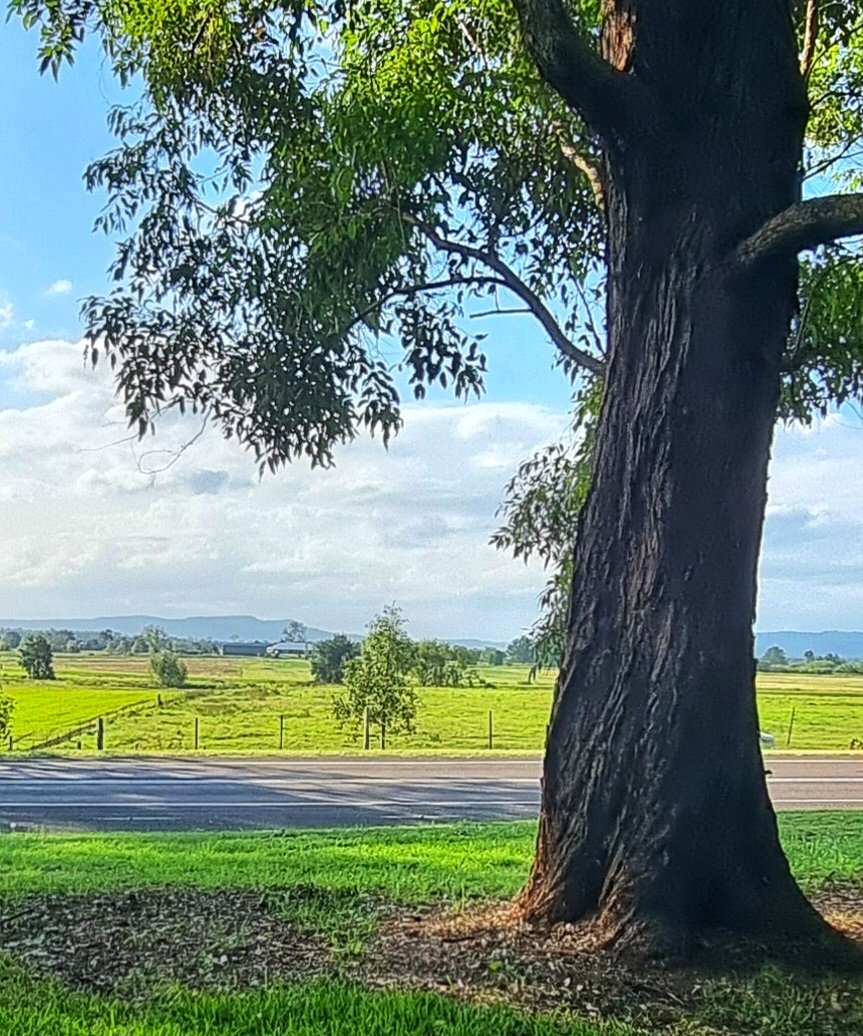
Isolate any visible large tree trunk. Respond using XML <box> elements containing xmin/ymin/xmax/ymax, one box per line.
<box><xmin>520</xmin><ymin>4</ymin><xmax>831</xmax><ymax>953</ymax></box>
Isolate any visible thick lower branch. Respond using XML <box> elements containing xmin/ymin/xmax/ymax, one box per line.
<box><xmin>736</xmin><ymin>194</ymin><xmax>863</xmax><ymax>267</ymax></box>
<box><xmin>511</xmin><ymin>0</ymin><xmax>650</xmax><ymax>138</ymax></box>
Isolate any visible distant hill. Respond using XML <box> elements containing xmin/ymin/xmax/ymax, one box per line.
<box><xmin>0</xmin><ymin>615</ymin><xmax>508</xmax><ymax>650</ymax></box>
<box><xmin>0</xmin><ymin>615</ymin><xmax>339</xmax><ymax>643</ymax></box>
<box><xmin>444</xmin><ymin>638</ymin><xmax>508</xmax><ymax>651</ymax></box>
<box><xmin>755</xmin><ymin>630</ymin><xmax>863</xmax><ymax>660</ymax></box>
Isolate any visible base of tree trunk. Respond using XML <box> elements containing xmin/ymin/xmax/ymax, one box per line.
<box><xmin>517</xmin><ymin>851</ymin><xmax>855</xmax><ymax>965</ymax></box>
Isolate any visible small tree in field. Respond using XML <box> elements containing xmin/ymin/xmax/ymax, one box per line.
<box><xmin>283</xmin><ymin>620</ymin><xmax>307</xmax><ymax>643</ymax></box>
<box><xmin>150</xmin><ymin>651</ymin><xmax>188</xmax><ymax>689</ymax></box>
<box><xmin>19</xmin><ymin>634</ymin><xmax>55</xmax><ymax>680</ymax></box>
<box><xmin>334</xmin><ymin>607</ymin><xmax>417</xmax><ymax>747</ymax></box>
<box><xmin>0</xmin><ymin>694</ymin><xmax>14</xmax><ymax>743</ymax></box>
<box><xmin>310</xmin><ymin>635</ymin><xmax>360</xmax><ymax>685</ymax></box>
<box><xmin>0</xmin><ymin>631</ymin><xmax>21</xmax><ymax>651</ymax></box>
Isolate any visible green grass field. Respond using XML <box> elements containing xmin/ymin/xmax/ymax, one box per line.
<box><xmin>1</xmin><ymin>816</ymin><xmax>861</xmax><ymax>1035</ymax></box>
<box><xmin>2</xmin><ymin>814</ymin><xmax>862</xmax><ymax>900</ymax></box>
<box><xmin>4</xmin><ymin>652</ymin><xmax>863</xmax><ymax>754</ymax></box>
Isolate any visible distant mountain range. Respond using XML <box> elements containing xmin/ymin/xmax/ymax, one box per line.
<box><xmin>8</xmin><ymin>614</ymin><xmax>852</xmax><ymax>656</ymax></box>
<box><xmin>755</xmin><ymin>631</ymin><xmax>863</xmax><ymax>660</ymax></box>
<box><xmin>0</xmin><ymin>615</ymin><xmax>507</xmax><ymax>650</ymax></box>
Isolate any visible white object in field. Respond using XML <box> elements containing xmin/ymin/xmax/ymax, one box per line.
<box><xmin>759</xmin><ymin>731</ymin><xmax>776</xmax><ymax>748</ymax></box>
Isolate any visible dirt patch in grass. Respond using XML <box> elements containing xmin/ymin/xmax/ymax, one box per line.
<box><xmin>0</xmin><ymin>888</ymin><xmax>330</xmax><ymax>996</ymax></box>
<box><xmin>354</xmin><ymin>886</ymin><xmax>863</xmax><ymax>1032</ymax></box>
<box><xmin>817</xmin><ymin>881</ymin><xmax>863</xmax><ymax>940</ymax></box>
<box><xmin>2</xmin><ymin>885</ymin><xmax>863</xmax><ymax>1033</ymax></box>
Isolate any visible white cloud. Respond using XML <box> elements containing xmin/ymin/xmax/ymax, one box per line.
<box><xmin>0</xmin><ymin>338</ymin><xmax>861</xmax><ymax>638</ymax></box>
<box><xmin>0</xmin><ymin>291</ymin><xmax>13</xmax><ymax>329</ymax></box>
<box><xmin>0</xmin><ymin>339</ymin><xmax>563</xmax><ymax>639</ymax></box>
<box><xmin>45</xmin><ymin>279</ymin><xmax>73</xmax><ymax>297</ymax></box>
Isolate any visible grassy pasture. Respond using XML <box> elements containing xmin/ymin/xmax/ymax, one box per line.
<box><xmin>3</xmin><ymin>652</ymin><xmax>863</xmax><ymax>753</ymax></box>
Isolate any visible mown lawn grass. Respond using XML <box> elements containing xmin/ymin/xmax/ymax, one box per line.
<box><xmin>0</xmin><ymin>966</ymin><xmax>624</xmax><ymax>1036</ymax></box>
<box><xmin>1</xmin><ymin>817</ymin><xmax>862</xmax><ymax>1036</ymax></box>
<box><xmin>1</xmin><ymin>814</ymin><xmax>861</xmax><ymax>901</ymax></box>
<box><xmin>5</xmin><ymin>653</ymin><xmax>863</xmax><ymax>753</ymax></box>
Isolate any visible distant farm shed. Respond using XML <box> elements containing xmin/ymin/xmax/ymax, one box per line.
<box><xmin>218</xmin><ymin>641</ymin><xmax>270</xmax><ymax>657</ymax></box>
<box><xmin>266</xmin><ymin>641</ymin><xmax>312</xmax><ymax>658</ymax></box>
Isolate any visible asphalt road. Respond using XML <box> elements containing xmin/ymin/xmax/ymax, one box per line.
<box><xmin>1</xmin><ymin>755</ymin><xmax>862</xmax><ymax>832</ymax></box>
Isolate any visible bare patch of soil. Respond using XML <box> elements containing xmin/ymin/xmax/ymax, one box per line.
<box><xmin>0</xmin><ymin>888</ymin><xmax>329</xmax><ymax>995</ymax></box>
<box><xmin>352</xmin><ymin>886</ymin><xmax>863</xmax><ymax>1030</ymax></box>
<box><xmin>1</xmin><ymin>884</ymin><xmax>861</xmax><ymax>1032</ymax></box>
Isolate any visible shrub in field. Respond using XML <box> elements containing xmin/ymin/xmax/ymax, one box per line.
<box><xmin>19</xmin><ymin>634</ymin><xmax>55</xmax><ymax>680</ymax></box>
<box><xmin>505</xmin><ymin>637</ymin><xmax>535</xmax><ymax>665</ymax></box>
<box><xmin>150</xmin><ymin>651</ymin><xmax>188</xmax><ymax>689</ymax></box>
<box><xmin>310</xmin><ymin>635</ymin><xmax>360</xmax><ymax>684</ymax></box>
<box><xmin>0</xmin><ymin>693</ymin><xmax>13</xmax><ymax>741</ymax></box>
<box><xmin>412</xmin><ymin>640</ymin><xmax>487</xmax><ymax>687</ymax></box>
<box><xmin>334</xmin><ymin>607</ymin><xmax>417</xmax><ymax>743</ymax></box>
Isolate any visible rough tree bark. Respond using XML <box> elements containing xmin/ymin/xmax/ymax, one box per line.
<box><xmin>514</xmin><ymin>0</ymin><xmax>856</xmax><ymax>953</ymax></box>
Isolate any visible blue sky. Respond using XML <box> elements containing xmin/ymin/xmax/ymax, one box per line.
<box><xmin>0</xmin><ymin>21</ymin><xmax>860</xmax><ymax>639</ymax></box>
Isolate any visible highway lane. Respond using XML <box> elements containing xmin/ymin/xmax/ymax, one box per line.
<box><xmin>1</xmin><ymin>755</ymin><xmax>862</xmax><ymax>832</ymax></box>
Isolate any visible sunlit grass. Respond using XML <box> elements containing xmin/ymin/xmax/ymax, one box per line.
<box><xmin>1</xmin><ymin>817</ymin><xmax>863</xmax><ymax>1035</ymax></box>
<box><xmin>4</xmin><ymin>653</ymin><xmax>863</xmax><ymax>753</ymax></box>
<box><xmin>1</xmin><ymin>814</ymin><xmax>861</xmax><ymax>901</ymax></box>
<box><xmin>0</xmin><ymin>968</ymin><xmax>622</xmax><ymax>1036</ymax></box>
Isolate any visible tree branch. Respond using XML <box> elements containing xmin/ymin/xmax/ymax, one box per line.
<box><xmin>511</xmin><ymin>0</ymin><xmax>646</xmax><ymax>139</ymax></box>
<box><xmin>735</xmin><ymin>194</ymin><xmax>863</xmax><ymax>268</ymax></box>
<box><xmin>553</xmin><ymin>121</ymin><xmax>606</xmax><ymax>213</ymax></box>
<box><xmin>348</xmin><ymin>276</ymin><xmax>506</xmax><ymax>332</ymax></box>
<box><xmin>800</xmin><ymin>0</ymin><xmax>819</xmax><ymax>79</ymax></box>
<box><xmin>406</xmin><ymin>215</ymin><xmax>605</xmax><ymax>375</ymax></box>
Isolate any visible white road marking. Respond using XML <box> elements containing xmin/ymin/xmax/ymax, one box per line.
<box><xmin>0</xmin><ymin>799</ymin><xmax>538</xmax><ymax>809</ymax></box>
<box><xmin>0</xmin><ymin>777</ymin><xmax>540</xmax><ymax>786</ymax></box>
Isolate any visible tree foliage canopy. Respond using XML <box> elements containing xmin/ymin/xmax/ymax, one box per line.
<box><xmin>18</xmin><ymin>633</ymin><xmax>55</xmax><ymax>680</ymax></box>
<box><xmin>12</xmin><ymin>0</ymin><xmax>863</xmax><ymax>647</ymax></box>
<box><xmin>309</xmin><ymin>633</ymin><xmax>360</xmax><ymax>684</ymax></box>
<box><xmin>334</xmin><ymin>605</ymin><xmax>418</xmax><ymax>735</ymax></box>
<box><xmin>0</xmin><ymin>694</ymin><xmax>14</xmax><ymax>742</ymax></box>
<box><xmin>150</xmin><ymin>650</ymin><xmax>188</xmax><ymax>687</ymax></box>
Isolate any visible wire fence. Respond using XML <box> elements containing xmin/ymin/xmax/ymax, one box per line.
<box><xmin>6</xmin><ymin>696</ymin><xmax>863</xmax><ymax>755</ymax></box>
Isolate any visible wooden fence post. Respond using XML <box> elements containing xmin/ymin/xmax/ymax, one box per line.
<box><xmin>786</xmin><ymin>707</ymin><xmax>796</xmax><ymax>748</ymax></box>
<box><xmin>488</xmin><ymin>710</ymin><xmax>494</xmax><ymax>750</ymax></box>
<box><xmin>363</xmin><ymin>707</ymin><xmax>370</xmax><ymax>751</ymax></box>
<box><xmin>279</xmin><ymin>714</ymin><xmax>285</xmax><ymax>751</ymax></box>
<box><xmin>96</xmin><ymin>717</ymin><xmax>104</xmax><ymax>752</ymax></box>
<box><xmin>380</xmin><ymin>715</ymin><xmax>386</xmax><ymax>752</ymax></box>
<box><xmin>7</xmin><ymin>734</ymin><xmax>12</xmax><ymax>752</ymax></box>
<box><xmin>194</xmin><ymin>716</ymin><xmax>200</xmax><ymax>750</ymax></box>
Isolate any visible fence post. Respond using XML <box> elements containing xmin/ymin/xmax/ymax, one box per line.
<box><xmin>279</xmin><ymin>714</ymin><xmax>285</xmax><ymax>751</ymax></box>
<box><xmin>380</xmin><ymin>715</ymin><xmax>386</xmax><ymax>752</ymax></box>
<box><xmin>96</xmin><ymin>717</ymin><xmax>104</xmax><ymax>752</ymax></box>
<box><xmin>786</xmin><ymin>707</ymin><xmax>796</xmax><ymax>748</ymax></box>
<box><xmin>7</xmin><ymin>734</ymin><xmax>12</xmax><ymax>752</ymax></box>
<box><xmin>488</xmin><ymin>710</ymin><xmax>494</xmax><ymax>751</ymax></box>
<box><xmin>194</xmin><ymin>716</ymin><xmax>200</xmax><ymax>750</ymax></box>
<box><xmin>363</xmin><ymin>707</ymin><xmax>370</xmax><ymax>751</ymax></box>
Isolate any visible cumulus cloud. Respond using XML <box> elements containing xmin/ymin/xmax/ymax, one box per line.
<box><xmin>758</xmin><ymin>413</ymin><xmax>863</xmax><ymax>629</ymax></box>
<box><xmin>0</xmin><ymin>338</ymin><xmax>860</xmax><ymax>637</ymax></box>
<box><xmin>0</xmin><ymin>291</ymin><xmax>13</xmax><ymax>329</ymax></box>
<box><xmin>0</xmin><ymin>339</ymin><xmax>565</xmax><ymax>638</ymax></box>
<box><xmin>45</xmin><ymin>279</ymin><xmax>73</xmax><ymax>297</ymax></box>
